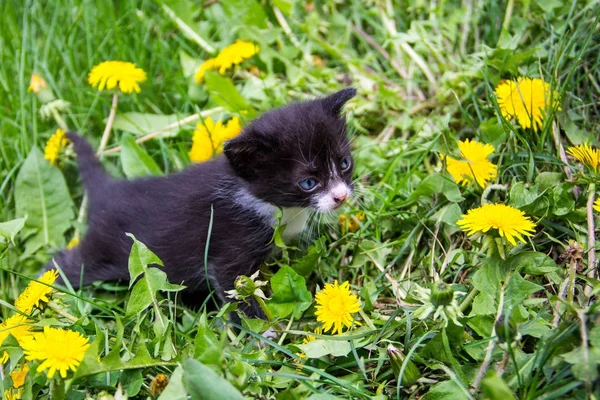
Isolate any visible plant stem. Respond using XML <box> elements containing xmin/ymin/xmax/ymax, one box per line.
<box><xmin>585</xmin><ymin>184</ymin><xmax>596</xmax><ymax>296</ymax></box>
<box><xmin>47</xmin><ymin>300</ymin><xmax>79</xmax><ymax>323</ymax></box>
<box><xmin>97</xmin><ymin>91</ymin><xmax>119</xmax><ymax>157</ymax></box>
<box><xmin>273</xmin><ymin>6</ymin><xmax>300</xmax><ymax>48</ymax></box>
<box><xmin>50</xmin><ymin>107</ymin><xmax>68</xmax><ymax>131</ymax></box>
<box><xmin>459</xmin><ymin>288</ymin><xmax>479</xmax><ymax>313</ymax></box>
<box><xmin>254</xmin><ymin>296</ymin><xmax>274</xmax><ymax>322</ymax></box>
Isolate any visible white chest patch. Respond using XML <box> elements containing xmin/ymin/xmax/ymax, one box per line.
<box><xmin>280</xmin><ymin>207</ymin><xmax>311</xmax><ymax>239</ymax></box>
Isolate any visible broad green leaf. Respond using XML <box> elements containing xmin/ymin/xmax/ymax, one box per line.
<box><xmin>126</xmin><ymin>267</ymin><xmax>185</xmax><ymax>317</ymax></box>
<box><xmin>0</xmin><ymin>216</ymin><xmax>26</xmax><ymax>247</ymax></box>
<box><xmin>205</xmin><ymin>71</ymin><xmax>254</xmax><ymax>116</ymax></box>
<box><xmin>272</xmin><ymin>0</ymin><xmax>294</xmax><ymax>14</ymax></box>
<box><xmin>503</xmin><ymin>273</ymin><xmax>543</xmax><ymax>313</ymax></box>
<box><xmin>127</xmin><ymin>233</ymin><xmax>164</xmax><ymax>283</ymax></box>
<box><xmin>508</xmin><ymin>251</ymin><xmax>559</xmax><ymax>275</ymax></box>
<box><xmin>158</xmin><ymin>366</ymin><xmax>187</xmax><ymax>400</ymax></box>
<box><xmin>120</xmin><ymin>134</ymin><xmax>162</xmax><ymax>178</ymax></box>
<box><xmin>194</xmin><ymin>311</ymin><xmax>221</xmax><ymax>358</ymax></box>
<box><xmin>120</xmin><ymin>369</ymin><xmax>143</xmax><ymax>396</ymax></box>
<box><xmin>179</xmin><ymin>50</ymin><xmax>202</xmax><ymax>78</ymax></box>
<box><xmin>15</xmin><ymin>147</ymin><xmax>74</xmax><ymax>255</ymax></box>
<box><xmin>590</xmin><ymin>325</ymin><xmax>600</xmax><ymax>348</ymax></box>
<box><xmin>220</xmin><ymin>0</ymin><xmax>268</xmax><ymax>28</ymax></box>
<box><xmin>290</xmin><ymin>238</ymin><xmax>325</xmax><ymax>276</ymax></box>
<box><xmin>296</xmin><ymin>339</ymin><xmax>352</xmax><ymax>358</ymax></box>
<box><xmin>535</xmin><ymin>172</ymin><xmax>562</xmax><ymax>190</ymax></box>
<box><xmin>182</xmin><ymin>359</ymin><xmax>244</xmax><ymax>400</ymax></box>
<box><xmin>481</xmin><ymin>372</ymin><xmax>516</xmax><ymax>400</ymax></box>
<box><xmin>423</xmin><ymin>380</ymin><xmax>469</xmax><ymax>400</ymax></box>
<box><xmin>266</xmin><ymin>266</ymin><xmax>312</xmax><ymax>318</ymax></box>
<box><xmin>407</xmin><ymin>174</ymin><xmax>463</xmax><ymax>203</ymax></box>
<box><xmin>470</xmin><ymin>257</ymin><xmax>508</xmax><ymax>316</ymax></box>
<box><xmin>113</xmin><ymin>112</ymin><xmax>184</xmax><ymax>138</ymax></box>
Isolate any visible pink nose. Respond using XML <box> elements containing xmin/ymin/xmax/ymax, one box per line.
<box><xmin>333</xmin><ymin>192</ymin><xmax>347</xmax><ymax>204</ymax></box>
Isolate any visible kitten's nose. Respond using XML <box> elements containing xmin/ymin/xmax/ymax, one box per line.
<box><xmin>333</xmin><ymin>192</ymin><xmax>347</xmax><ymax>204</ymax></box>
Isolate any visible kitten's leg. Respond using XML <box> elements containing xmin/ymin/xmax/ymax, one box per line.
<box><xmin>45</xmin><ymin>247</ymin><xmax>128</xmax><ymax>289</ymax></box>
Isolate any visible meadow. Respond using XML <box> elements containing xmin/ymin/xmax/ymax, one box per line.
<box><xmin>1</xmin><ymin>0</ymin><xmax>600</xmax><ymax>398</ymax></box>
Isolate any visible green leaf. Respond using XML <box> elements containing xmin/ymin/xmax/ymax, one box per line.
<box><xmin>204</xmin><ymin>71</ymin><xmax>254</xmax><ymax>116</ymax></box>
<box><xmin>272</xmin><ymin>0</ymin><xmax>294</xmax><ymax>14</ymax></box>
<box><xmin>423</xmin><ymin>380</ymin><xmax>469</xmax><ymax>400</ymax></box>
<box><xmin>508</xmin><ymin>251</ymin><xmax>559</xmax><ymax>275</ymax></box>
<box><xmin>503</xmin><ymin>273</ymin><xmax>543</xmax><ymax>313</ymax></box>
<box><xmin>120</xmin><ymin>134</ymin><xmax>162</xmax><ymax>178</ymax></box>
<box><xmin>194</xmin><ymin>311</ymin><xmax>221</xmax><ymax>358</ymax></box>
<box><xmin>470</xmin><ymin>257</ymin><xmax>507</xmax><ymax>316</ymax></box>
<box><xmin>182</xmin><ymin>359</ymin><xmax>244</xmax><ymax>400</ymax></box>
<box><xmin>126</xmin><ymin>267</ymin><xmax>185</xmax><ymax>317</ymax></box>
<box><xmin>127</xmin><ymin>233</ymin><xmax>164</xmax><ymax>283</ymax></box>
<box><xmin>113</xmin><ymin>112</ymin><xmax>184</xmax><ymax>138</ymax></box>
<box><xmin>0</xmin><ymin>216</ymin><xmax>27</xmax><ymax>247</ymax></box>
<box><xmin>158</xmin><ymin>366</ymin><xmax>187</xmax><ymax>400</ymax></box>
<box><xmin>120</xmin><ymin>369</ymin><xmax>143</xmax><ymax>396</ymax></box>
<box><xmin>481</xmin><ymin>372</ymin><xmax>516</xmax><ymax>400</ymax></box>
<box><xmin>15</xmin><ymin>147</ymin><xmax>74</xmax><ymax>254</ymax></box>
<box><xmin>407</xmin><ymin>174</ymin><xmax>464</xmax><ymax>203</ymax></box>
<box><xmin>220</xmin><ymin>0</ymin><xmax>268</xmax><ymax>28</ymax></box>
<box><xmin>266</xmin><ymin>266</ymin><xmax>312</xmax><ymax>318</ymax></box>
<box><xmin>296</xmin><ymin>339</ymin><xmax>352</xmax><ymax>358</ymax></box>
<box><xmin>289</xmin><ymin>238</ymin><xmax>325</xmax><ymax>276</ymax></box>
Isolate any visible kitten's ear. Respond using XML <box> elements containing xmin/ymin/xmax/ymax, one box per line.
<box><xmin>322</xmin><ymin>88</ymin><xmax>357</xmax><ymax>116</ymax></box>
<box><xmin>224</xmin><ymin>133</ymin><xmax>273</xmax><ymax>180</ymax></box>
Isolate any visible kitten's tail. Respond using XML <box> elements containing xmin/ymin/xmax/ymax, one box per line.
<box><xmin>67</xmin><ymin>132</ymin><xmax>110</xmax><ymax>193</ymax></box>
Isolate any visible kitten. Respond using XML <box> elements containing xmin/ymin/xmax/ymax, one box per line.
<box><xmin>48</xmin><ymin>88</ymin><xmax>356</xmax><ymax>316</ymax></box>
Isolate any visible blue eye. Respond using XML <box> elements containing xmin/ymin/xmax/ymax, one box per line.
<box><xmin>340</xmin><ymin>157</ymin><xmax>351</xmax><ymax>170</ymax></box>
<box><xmin>299</xmin><ymin>178</ymin><xmax>318</xmax><ymax>191</ymax></box>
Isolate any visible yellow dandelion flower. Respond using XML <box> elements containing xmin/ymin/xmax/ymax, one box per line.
<box><xmin>28</xmin><ymin>73</ymin><xmax>47</xmax><ymax>93</ymax></box>
<box><xmin>149</xmin><ymin>373</ymin><xmax>170</xmax><ymax>397</ymax></box>
<box><xmin>0</xmin><ymin>314</ymin><xmax>32</xmax><ymax>346</ymax></box>
<box><xmin>495</xmin><ymin>77</ymin><xmax>560</xmax><ymax>132</ymax></box>
<box><xmin>10</xmin><ymin>364</ymin><xmax>29</xmax><ymax>389</ymax></box>
<box><xmin>315</xmin><ymin>280</ymin><xmax>362</xmax><ymax>335</ymax></box>
<box><xmin>567</xmin><ymin>144</ymin><xmax>600</xmax><ymax>173</ymax></box>
<box><xmin>44</xmin><ymin>128</ymin><xmax>69</xmax><ymax>166</ymax></box>
<box><xmin>67</xmin><ymin>237</ymin><xmax>80</xmax><ymax>249</ymax></box>
<box><xmin>20</xmin><ymin>326</ymin><xmax>90</xmax><ymax>379</ymax></box>
<box><xmin>88</xmin><ymin>61</ymin><xmax>147</xmax><ymax>93</ymax></box>
<box><xmin>594</xmin><ymin>198</ymin><xmax>600</xmax><ymax>213</ymax></box>
<box><xmin>3</xmin><ymin>389</ymin><xmax>22</xmax><ymax>400</ymax></box>
<box><xmin>189</xmin><ymin>117</ymin><xmax>242</xmax><ymax>163</ymax></box>
<box><xmin>0</xmin><ymin>351</ymin><xmax>8</xmax><ymax>364</ymax></box>
<box><xmin>194</xmin><ymin>58</ymin><xmax>218</xmax><ymax>83</ymax></box>
<box><xmin>302</xmin><ymin>326</ymin><xmax>323</xmax><ymax>344</ymax></box>
<box><xmin>14</xmin><ymin>269</ymin><xmax>59</xmax><ymax>313</ymax></box>
<box><xmin>457</xmin><ymin>203</ymin><xmax>536</xmax><ymax>246</ymax></box>
<box><xmin>443</xmin><ymin>139</ymin><xmax>497</xmax><ymax>187</ymax></box>
<box><xmin>339</xmin><ymin>212</ymin><xmax>365</xmax><ymax>233</ymax></box>
<box><xmin>214</xmin><ymin>40</ymin><xmax>259</xmax><ymax>74</ymax></box>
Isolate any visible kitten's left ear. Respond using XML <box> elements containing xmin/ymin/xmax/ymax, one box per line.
<box><xmin>322</xmin><ymin>87</ymin><xmax>357</xmax><ymax>116</ymax></box>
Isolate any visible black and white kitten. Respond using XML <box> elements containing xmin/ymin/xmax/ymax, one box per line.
<box><xmin>48</xmin><ymin>88</ymin><xmax>356</xmax><ymax>316</ymax></box>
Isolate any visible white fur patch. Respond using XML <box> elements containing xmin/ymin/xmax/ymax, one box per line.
<box><xmin>235</xmin><ymin>187</ymin><xmax>277</xmax><ymax>222</ymax></box>
<box><xmin>315</xmin><ymin>182</ymin><xmax>351</xmax><ymax>212</ymax></box>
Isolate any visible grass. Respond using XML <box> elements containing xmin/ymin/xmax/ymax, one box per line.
<box><xmin>1</xmin><ymin>0</ymin><xmax>600</xmax><ymax>398</ymax></box>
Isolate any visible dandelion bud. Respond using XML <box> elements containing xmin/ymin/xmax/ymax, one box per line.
<box><xmin>430</xmin><ymin>282</ymin><xmax>454</xmax><ymax>308</ymax></box>
<box><xmin>495</xmin><ymin>316</ymin><xmax>519</xmax><ymax>344</ymax></box>
<box><xmin>386</xmin><ymin>344</ymin><xmax>420</xmax><ymax>387</ymax></box>
<box><xmin>234</xmin><ymin>275</ymin><xmax>257</xmax><ymax>297</ymax></box>
<box><xmin>149</xmin><ymin>373</ymin><xmax>169</xmax><ymax>397</ymax></box>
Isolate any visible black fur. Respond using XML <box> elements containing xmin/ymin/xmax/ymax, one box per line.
<box><xmin>47</xmin><ymin>88</ymin><xmax>356</xmax><ymax>315</ymax></box>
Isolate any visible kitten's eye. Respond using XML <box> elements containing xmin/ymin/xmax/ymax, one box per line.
<box><xmin>340</xmin><ymin>157</ymin><xmax>351</xmax><ymax>171</ymax></box>
<box><xmin>298</xmin><ymin>178</ymin><xmax>319</xmax><ymax>191</ymax></box>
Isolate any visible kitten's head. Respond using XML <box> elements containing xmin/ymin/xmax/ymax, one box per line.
<box><xmin>224</xmin><ymin>88</ymin><xmax>356</xmax><ymax>212</ymax></box>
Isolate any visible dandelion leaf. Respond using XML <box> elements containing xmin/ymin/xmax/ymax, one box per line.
<box><xmin>0</xmin><ymin>216</ymin><xmax>26</xmax><ymax>248</ymax></box>
<box><xmin>15</xmin><ymin>147</ymin><xmax>74</xmax><ymax>255</ymax></box>
<box><xmin>266</xmin><ymin>266</ymin><xmax>312</xmax><ymax>319</ymax></box>
<box><xmin>120</xmin><ymin>134</ymin><xmax>162</xmax><ymax>178</ymax></box>
<box><xmin>182</xmin><ymin>359</ymin><xmax>244</xmax><ymax>400</ymax></box>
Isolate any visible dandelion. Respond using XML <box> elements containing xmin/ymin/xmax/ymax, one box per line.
<box><xmin>189</xmin><ymin>117</ymin><xmax>242</xmax><ymax>163</ymax></box>
<box><xmin>20</xmin><ymin>326</ymin><xmax>90</xmax><ymax>379</ymax></box>
<box><xmin>149</xmin><ymin>374</ymin><xmax>169</xmax><ymax>397</ymax></box>
<box><xmin>28</xmin><ymin>73</ymin><xmax>47</xmax><ymax>94</ymax></box>
<box><xmin>194</xmin><ymin>40</ymin><xmax>259</xmax><ymax>82</ymax></box>
<box><xmin>67</xmin><ymin>237</ymin><xmax>80</xmax><ymax>249</ymax></box>
<box><xmin>339</xmin><ymin>212</ymin><xmax>365</xmax><ymax>233</ymax></box>
<box><xmin>302</xmin><ymin>326</ymin><xmax>323</xmax><ymax>344</ymax></box>
<box><xmin>224</xmin><ymin>270</ymin><xmax>269</xmax><ymax>301</ymax></box>
<box><xmin>10</xmin><ymin>364</ymin><xmax>29</xmax><ymax>388</ymax></box>
<box><xmin>88</xmin><ymin>61</ymin><xmax>147</xmax><ymax>93</ymax></box>
<box><xmin>14</xmin><ymin>269</ymin><xmax>59</xmax><ymax>313</ymax></box>
<box><xmin>193</xmin><ymin>58</ymin><xmax>218</xmax><ymax>83</ymax></box>
<box><xmin>443</xmin><ymin>139</ymin><xmax>497</xmax><ymax>187</ymax></box>
<box><xmin>315</xmin><ymin>280</ymin><xmax>362</xmax><ymax>335</ymax></box>
<box><xmin>594</xmin><ymin>198</ymin><xmax>600</xmax><ymax>213</ymax></box>
<box><xmin>3</xmin><ymin>389</ymin><xmax>22</xmax><ymax>400</ymax></box>
<box><xmin>567</xmin><ymin>144</ymin><xmax>600</xmax><ymax>173</ymax></box>
<box><xmin>495</xmin><ymin>77</ymin><xmax>560</xmax><ymax>132</ymax></box>
<box><xmin>412</xmin><ymin>282</ymin><xmax>465</xmax><ymax>327</ymax></box>
<box><xmin>44</xmin><ymin>129</ymin><xmax>69</xmax><ymax>166</ymax></box>
<box><xmin>457</xmin><ymin>203</ymin><xmax>536</xmax><ymax>246</ymax></box>
<box><xmin>0</xmin><ymin>314</ymin><xmax>32</xmax><ymax>346</ymax></box>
